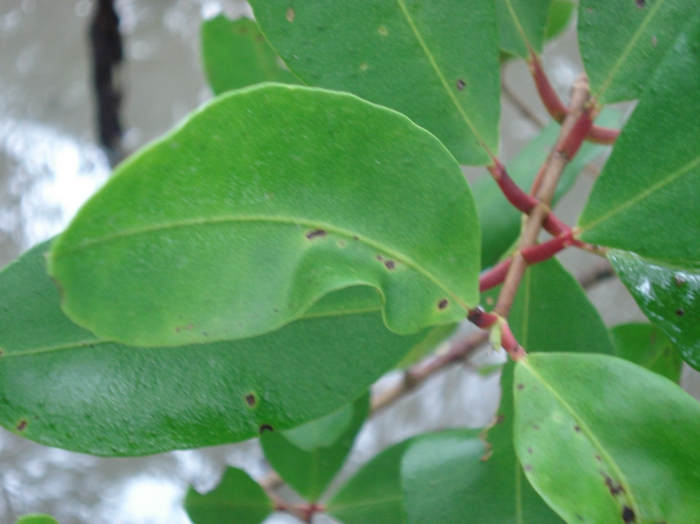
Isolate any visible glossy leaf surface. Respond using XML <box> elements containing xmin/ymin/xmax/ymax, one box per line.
<box><xmin>327</xmin><ymin>440</ymin><xmax>409</xmax><ymax>524</ymax></box>
<box><xmin>261</xmin><ymin>393</ymin><xmax>369</xmax><ymax>501</ymax></box>
<box><xmin>49</xmin><ymin>85</ymin><xmax>480</xmax><ymax>347</ymax></box>
<box><xmin>544</xmin><ymin>0</ymin><xmax>575</xmax><ymax>41</ymax></box>
<box><xmin>249</xmin><ymin>0</ymin><xmax>500</xmax><ymax>165</ymax></box>
<box><xmin>578</xmin><ymin>0</ymin><xmax>699</xmax><ymax>103</ymax></box>
<box><xmin>15</xmin><ymin>516</ymin><xmax>59</xmax><ymax>524</ymax></box>
<box><xmin>579</xmin><ymin>18</ymin><xmax>700</xmax><ymax>261</ymax></box>
<box><xmin>476</xmin><ymin>109</ymin><xmax>618</xmax><ymax>268</ymax></box>
<box><xmin>200</xmin><ymin>15</ymin><xmax>300</xmax><ymax>94</ymax></box>
<box><xmin>611</xmin><ymin>322</ymin><xmax>683</xmax><ymax>383</ymax></box>
<box><xmin>496</xmin><ymin>0</ymin><xmax>551</xmax><ymax>58</ymax></box>
<box><xmin>609</xmin><ymin>250</ymin><xmax>700</xmax><ymax>371</ymax></box>
<box><xmin>185</xmin><ymin>467</ymin><xmax>273</xmax><ymax>524</ymax></box>
<box><xmin>515</xmin><ymin>353</ymin><xmax>700</xmax><ymax>523</ymax></box>
<box><xmin>0</xmin><ymin>242</ymin><xmax>440</xmax><ymax>456</ymax></box>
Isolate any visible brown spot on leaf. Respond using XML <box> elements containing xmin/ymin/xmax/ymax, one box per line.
<box><xmin>286</xmin><ymin>7</ymin><xmax>295</xmax><ymax>22</ymax></box>
<box><xmin>524</xmin><ymin>464</ymin><xmax>532</xmax><ymax>471</ymax></box>
<box><xmin>622</xmin><ymin>506</ymin><xmax>635</xmax><ymax>523</ymax></box>
<box><xmin>577</xmin><ymin>516</ymin><xmax>584</xmax><ymax>521</ymax></box>
<box><xmin>456</xmin><ymin>79</ymin><xmax>466</xmax><ymax>90</ymax></box>
<box><xmin>378</xmin><ymin>26</ymin><xmax>388</xmax><ymax>36</ymax></box>
<box><xmin>306</xmin><ymin>229</ymin><xmax>326</xmax><ymax>240</ymax></box>
<box><xmin>495</xmin><ymin>415</ymin><xmax>505</xmax><ymax>425</ymax></box>
<box><xmin>635</xmin><ymin>0</ymin><xmax>645</xmax><ymax>7</ymax></box>
<box><xmin>384</xmin><ymin>260</ymin><xmax>395</xmax><ymax>270</ymax></box>
<box><xmin>527</xmin><ymin>447</ymin><xmax>533</xmax><ymax>454</ymax></box>
<box><xmin>376</xmin><ymin>255</ymin><xmax>383</xmax><ymax>261</ymax></box>
<box><xmin>17</xmin><ymin>419</ymin><xmax>27</xmax><ymax>431</ymax></box>
<box><xmin>0</xmin><ymin>349</ymin><xmax>3</xmax><ymax>356</ymax></box>
<box><xmin>175</xmin><ymin>327</ymin><xmax>181</xmax><ymax>333</ymax></box>
<box><xmin>438</xmin><ymin>299</ymin><xmax>449</xmax><ymax>310</ymax></box>
<box><xmin>532</xmin><ymin>424</ymin><xmax>539</xmax><ymax>430</ymax></box>
<box><xmin>601</xmin><ymin>472</ymin><xmax>624</xmax><ymax>495</ymax></box>
<box><xmin>596</xmin><ymin>454</ymin><xmax>602</xmax><ymax>462</ymax></box>
<box><xmin>259</xmin><ymin>424</ymin><xmax>274</xmax><ymax>434</ymax></box>
<box><xmin>676</xmin><ymin>308</ymin><xmax>685</xmax><ymax>316</ymax></box>
<box><xmin>574</xmin><ymin>425</ymin><xmax>581</xmax><ymax>432</ymax></box>
<box><xmin>353</xmin><ymin>236</ymin><xmax>359</xmax><ymax>241</ymax></box>
<box><xmin>245</xmin><ymin>394</ymin><xmax>256</xmax><ymax>407</ymax></box>
<box><xmin>517</xmin><ymin>383</ymin><xmax>525</xmax><ymax>390</ymax></box>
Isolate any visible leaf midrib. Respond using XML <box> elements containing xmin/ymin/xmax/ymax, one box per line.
<box><xmin>52</xmin><ymin>214</ymin><xmax>469</xmax><ymax>309</ymax></box>
<box><xmin>580</xmin><ymin>154</ymin><xmax>700</xmax><ymax>233</ymax></box>
<box><xmin>329</xmin><ymin>494</ymin><xmax>403</xmax><ymax>511</ymax></box>
<box><xmin>395</xmin><ymin>0</ymin><xmax>487</xmax><ymax>151</ymax></box>
<box><xmin>593</xmin><ymin>0</ymin><xmax>668</xmax><ymax>101</ymax></box>
<box><xmin>520</xmin><ymin>358</ymin><xmax>641</xmax><ymax>517</ymax></box>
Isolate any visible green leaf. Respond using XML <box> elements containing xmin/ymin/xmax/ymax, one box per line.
<box><xmin>261</xmin><ymin>393</ymin><xmax>369</xmax><ymax>501</ymax></box>
<box><xmin>185</xmin><ymin>467</ymin><xmax>273</xmax><ymax>524</ymax></box>
<box><xmin>394</xmin><ymin>322</ymin><xmax>456</xmax><ymax>369</ymax></box>
<box><xmin>578</xmin><ymin>17</ymin><xmax>700</xmax><ymax>261</ymax></box>
<box><xmin>15</xmin><ymin>516</ymin><xmax>59</xmax><ymax>524</ymax></box>
<box><xmin>401</xmin><ymin>430</ymin><xmax>498</xmax><ymax>524</ymax></box>
<box><xmin>200</xmin><ymin>15</ymin><xmax>300</xmax><ymax>94</ymax></box>
<box><xmin>49</xmin><ymin>84</ymin><xmax>480</xmax><ymax>348</ymax></box>
<box><xmin>610</xmin><ymin>322</ymin><xmax>683</xmax><ymax>383</ymax></box>
<box><xmin>544</xmin><ymin>0</ymin><xmax>576</xmax><ymax>41</ymax></box>
<box><xmin>248</xmin><ymin>0</ymin><xmax>500</xmax><ymax>165</ymax></box>
<box><xmin>514</xmin><ymin>353</ymin><xmax>700</xmax><ymax>523</ymax></box>
<box><xmin>0</xmin><ymin>241</ymin><xmax>443</xmax><ymax>456</ymax></box>
<box><xmin>608</xmin><ymin>250</ymin><xmax>700</xmax><ymax>371</ymax></box>
<box><xmin>578</xmin><ymin>0</ymin><xmax>699</xmax><ymax>103</ymax></box>
<box><xmin>476</xmin><ymin>109</ymin><xmax>619</xmax><ymax>268</ymax></box>
<box><xmin>496</xmin><ymin>0</ymin><xmax>551</xmax><ymax>58</ymax></box>
<box><xmin>327</xmin><ymin>440</ymin><xmax>409</xmax><ymax>524</ymax></box>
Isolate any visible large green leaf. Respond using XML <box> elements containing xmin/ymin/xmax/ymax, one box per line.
<box><xmin>496</xmin><ymin>0</ymin><xmax>551</xmax><ymax>58</ymax></box>
<box><xmin>0</xmin><ymin>242</ymin><xmax>442</xmax><ymax>456</ymax></box>
<box><xmin>49</xmin><ymin>84</ymin><xmax>480</xmax><ymax>348</ymax></box>
<box><xmin>578</xmin><ymin>17</ymin><xmax>700</xmax><ymax>261</ymax></box>
<box><xmin>261</xmin><ymin>393</ymin><xmax>369</xmax><ymax>501</ymax></box>
<box><xmin>578</xmin><ymin>0</ymin><xmax>699</xmax><ymax>103</ymax></box>
<box><xmin>248</xmin><ymin>0</ymin><xmax>500</xmax><ymax>165</ymax></box>
<box><xmin>544</xmin><ymin>0</ymin><xmax>576</xmax><ymax>41</ymax></box>
<box><xmin>200</xmin><ymin>15</ymin><xmax>300</xmax><ymax>94</ymax></box>
<box><xmin>514</xmin><ymin>353</ymin><xmax>700</xmax><ymax>523</ymax></box>
<box><xmin>185</xmin><ymin>467</ymin><xmax>273</xmax><ymax>524</ymax></box>
<box><xmin>610</xmin><ymin>322</ymin><xmax>683</xmax><ymax>383</ymax></box>
<box><xmin>476</xmin><ymin>109</ymin><xmax>619</xmax><ymax>268</ymax></box>
<box><xmin>327</xmin><ymin>440</ymin><xmax>409</xmax><ymax>524</ymax></box>
<box><xmin>609</xmin><ymin>250</ymin><xmax>700</xmax><ymax>371</ymax></box>
<box><xmin>15</xmin><ymin>516</ymin><xmax>59</xmax><ymax>524</ymax></box>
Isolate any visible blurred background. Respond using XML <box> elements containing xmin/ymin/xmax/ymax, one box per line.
<box><xmin>0</xmin><ymin>1</ymin><xmax>697</xmax><ymax>523</ymax></box>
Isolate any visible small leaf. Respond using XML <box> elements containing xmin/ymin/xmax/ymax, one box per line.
<box><xmin>611</xmin><ymin>322</ymin><xmax>683</xmax><ymax>383</ymax></box>
<box><xmin>49</xmin><ymin>84</ymin><xmax>480</xmax><ymax>348</ymax></box>
<box><xmin>185</xmin><ymin>467</ymin><xmax>273</xmax><ymax>524</ymax></box>
<box><xmin>579</xmin><ymin>16</ymin><xmax>700</xmax><ymax>261</ymax></box>
<box><xmin>0</xmin><ymin>241</ymin><xmax>443</xmax><ymax>456</ymax></box>
<box><xmin>261</xmin><ymin>393</ymin><xmax>369</xmax><ymax>501</ymax></box>
<box><xmin>249</xmin><ymin>0</ymin><xmax>501</xmax><ymax>165</ymax></box>
<box><xmin>578</xmin><ymin>0</ymin><xmax>699</xmax><ymax>103</ymax></box>
<box><xmin>544</xmin><ymin>0</ymin><xmax>576</xmax><ymax>41</ymax></box>
<box><xmin>476</xmin><ymin>109</ymin><xmax>619</xmax><ymax>268</ymax></box>
<box><xmin>609</xmin><ymin>250</ymin><xmax>700</xmax><ymax>371</ymax></box>
<box><xmin>15</xmin><ymin>516</ymin><xmax>59</xmax><ymax>524</ymax></box>
<box><xmin>327</xmin><ymin>440</ymin><xmax>409</xmax><ymax>524</ymax></box>
<box><xmin>515</xmin><ymin>353</ymin><xmax>700</xmax><ymax>523</ymax></box>
<box><xmin>200</xmin><ymin>15</ymin><xmax>300</xmax><ymax>94</ymax></box>
<box><xmin>496</xmin><ymin>0</ymin><xmax>551</xmax><ymax>58</ymax></box>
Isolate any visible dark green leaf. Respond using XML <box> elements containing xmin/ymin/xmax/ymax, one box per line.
<box><xmin>327</xmin><ymin>440</ymin><xmax>409</xmax><ymax>524</ymax></box>
<box><xmin>15</xmin><ymin>516</ymin><xmax>59</xmax><ymax>524</ymax></box>
<box><xmin>496</xmin><ymin>0</ymin><xmax>551</xmax><ymax>58</ymax></box>
<box><xmin>544</xmin><ymin>0</ymin><xmax>575</xmax><ymax>41</ymax></box>
<box><xmin>248</xmin><ymin>0</ymin><xmax>500</xmax><ymax>165</ymax></box>
<box><xmin>394</xmin><ymin>322</ymin><xmax>456</xmax><ymax>369</ymax></box>
<box><xmin>611</xmin><ymin>322</ymin><xmax>683</xmax><ymax>383</ymax></box>
<box><xmin>0</xmin><ymin>242</ymin><xmax>443</xmax><ymax>456</ymax></box>
<box><xmin>49</xmin><ymin>84</ymin><xmax>480</xmax><ymax>348</ymax></box>
<box><xmin>579</xmin><ymin>16</ymin><xmax>700</xmax><ymax>261</ymax></box>
<box><xmin>261</xmin><ymin>393</ymin><xmax>369</xmax><ymax>501</ymax></box>
<box><xmin>476</xmin><ymin>109</ymin><xmax>619</xmax><ymax>268</ymax></box>
<box><xmin>578</xmin><ymin>0</ymin><xmax>699</xmax><ymax>103</ymax></box>
<box><xmin>200</xmin><ymin>15</ymin><xmax>300</xmax><ymax>94</ymax></box>
<box><xmin>609</xmin><ymin>250</ymin><xmax>700</xmax><ymax>371</ymax></box>
<box><xmin>515</xmin><ymin>353</ymin><xmax>700</xmax><ymax>523</ymax></box>
<box><xmin>185</xmin><ymin>467</ymin><xmax>273</xmax><ymax>524</ymax></box>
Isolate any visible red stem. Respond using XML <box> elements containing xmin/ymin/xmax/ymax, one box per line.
<box><xmin>487</xmin><ymin>158</ymin><xmax>539</xmax><ymax>214</ymax></box>
<box><xmin>586</xmin><ymin>125</ymin><xmax>620</xmax><ymax>145</ymax></box>
<box><xmin>467</xmin><ymin>308</ymin><xmax>500</xmax><ymax>330</ymax></box>
<box><xmin>480</xmin><ymin>259</ymin><xmax>512</xmax><ymax>292</ymax></box>
<box><xmin>558</xmin><ymin>111</ymin><xmax>594</xmax><ymax>160</ymax></box>
<box><xmin>501</xmin><ymin>321</ymin><xmax>526</xmax><ymax>360</ymax></box>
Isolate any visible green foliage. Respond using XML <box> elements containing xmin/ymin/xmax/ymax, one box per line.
<box><xmin>200</xmin><ymin>16</ymin><xmax>300</xmax><ymax>94</ymax></box>
<box><xmin>185</xmin><ymin>467</ymin><xmax>273</xmax><ymax>524</ymax></box>
<box><xmin>610</xmin><ymin>322</ymin><xmax>683</xmax><ymax>382</ymax></box>
<box><xmin>496</xmin><ymin>0</ymin><xmax>551</xmax><ymax>58</ymax></box>
<box><xmin>15</xmin><ymin>516</ymin><xmax>59</xmax><ymax>524</ymax></box>
<box><xmin>261</xmin><ymin>393</ymin><xmax>369</xmax><ymax>501</ymax></box>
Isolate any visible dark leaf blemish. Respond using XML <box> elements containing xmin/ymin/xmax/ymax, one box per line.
<box><xmin>456</xmin><ymin>79</ymin><xmax>466</xmax><ymax>90</ymax></box>
<box><xmin>17</xmin><ymin>420</ymin><xmax>27</xmax><ymax>431</ymax></box>
<box><xmin>306</xmin><ymin>229</ymin><xmax>327</xmax><ymax>240</ymax></box>
<box><xmin>245</xmin><ymin>394</ymin><xmax>256</xmax><ymax>407</ymax></box>
<box><xmin>574</xmin><ymin>425</ymin><xmax>581</xmax><ymax>432</ymax></box>
<box><xmin>601</xmin><ymin>471</ymin><xmax>624</xmax><ymax>495</ymax></box>
<box><xmin>438</xmin><ymin>299</ymin><xmax>449</xmax><ymax>310</ymax></box>
<box><xmin>527</xmin><ymin>447</ymin><xmax>533</xmax><ymax>454</ymax></box>
<box><xmin>524</xmin><ymin>464</ymin><xmax>532</xmax><ymax>471</ymax></box>
<box><xmin>259</xmin><ymin>424</ymin><xmax>274</xmax><ymax>434</ymax></box>
<box><xmin>532</xmin><ymin>424</ymin><xmax>539</xmax><ymax>430</ymax></box>
<box><xmin>384</xmin><ymin>260</ymin><xmax>395</xmax><ymax>270</ymax></box>
<box><xmin>376</xmin><ymin>255</ymin><xmax>383</xmax><ymax>261</ymax></box>
<box><xmin>517</xmin><ymin>383</ymin><xmax>525</xmax><ymax>390</ymax></box>
<box><xmin>676</xmin><ymin>308</ymin><xmax>685</xmax><ymax>316</ymax></box>
<box><xmin>635</xmin><ymin>0</ymin><xmax>645</xmax><ymax>7</ymax></box>
<box><xmin>495</xmin><ymin>415</ymin><xmax>505</xmax><ymax>424</ymax></box>
<box><xmin>622</xmin><ymin>506</ymin><xmax>635</xmax><ymax>523</ymax></box>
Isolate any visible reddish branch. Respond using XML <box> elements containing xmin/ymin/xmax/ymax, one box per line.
<box><xmin>528</xmin><ymin>51</ymin><xmax>619</xmax><ymax>145</ymax></box>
